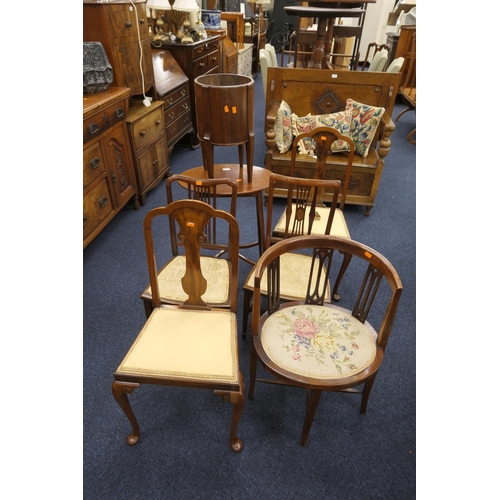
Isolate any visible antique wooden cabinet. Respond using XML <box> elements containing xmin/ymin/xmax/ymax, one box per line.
<box><xmin>126</xmin><ymin>100</ymin><xmax>170</xmax><ymax>205</ymax></box>
<box><xmin>83</xmin><ymin>87</ymin><xmax>139</xmax><ymax>248</ymax></box>
<box><xmin>155</xmin><ymin>37</ymin><xmax>220</xmax><ymax>146</ymax></box>
<box><xmin>152</xmin><ymin>50</ymin><xmax>195</xmax><ymax>152</ymax></box>
<box><xmin>83</xmin><ymin>0</ymin><xmax>155</xmax><ymax>98</ymax></box>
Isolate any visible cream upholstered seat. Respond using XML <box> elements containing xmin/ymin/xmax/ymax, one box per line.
<box><xmin>248</xmin><ymin>234</ymin><xmax>402</xmax><ymax>446</ymax></box>
<box><xmin>265</xmin><ymin>43</ymin><xmax>278</xmax><ymax>67</ymax></box>
<box><xmin>361</xmin><ymin>42</ymin><xmax>389</xmax><ymax>72</ymax></box>
<box><xmin>140</xmin><ymin>175</ymin><xmax>238</xmax><ymax>318</ymax></box>
<box><xmin>113</xmin><ymin>199</ymin><xmax>244</xmax><ymax>452</ymax></box>
<box><xmin>386</xmin><ymin>56</ymin><xmax>405</xmax><ymax>73</ymax></box>
<box><xmin>259</xmin><ymin>48</ymin><xmax>273</xmax><ymax>98</ymax></box>
<box><xmin>368</xmin><ymin>48</ymin><xmax>388</xmax><ymax>71</ymax></box>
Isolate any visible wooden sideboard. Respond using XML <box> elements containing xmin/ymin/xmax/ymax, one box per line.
<box><xmin>83</xmin><ymin>87</ymin><xmax>139</xmax><ymax>249</ymax></box>
<box><xmin>83</xmin><ymin>0</ymin><xmax>155</xmax><ymax>99</ymax></box>
<box><xmin>126</xmin><ymin>100</ymin><xmax>170</xmax><ymax>206</ymax></box>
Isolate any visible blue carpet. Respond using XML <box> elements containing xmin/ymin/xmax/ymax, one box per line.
<box><xmin>83</xmin><ymin>67</ymin><xmax>416</xmax><ymax>499</ymax></box>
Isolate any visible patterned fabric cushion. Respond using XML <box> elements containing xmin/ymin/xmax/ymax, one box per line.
<box><xmin>116</xmin><ymin>308</ymin><xmax>238</xmax><ymax>383</ymax></box>
<box><xmin>291</xmin><ymin>111</ymin><xmax>353</xmax><ymax>156</ymax></box>
<box><xmin>345</xmin><ymin>98</ymin><xmax>385</xmax><ymax>158</ymax></box>
<box><xmin>261</xmin><ymin>304</ymin><xmax>377</xmax><ymax>379</ymax></box>
<box><xmin>145</xmin><ymin>255</ymin><xmax>230</xmax><ymax>303</ymax></box>
<box><xmin>274</xmin><ymin>205</ymin><xmax>350</xmax><ymax>239</ymax></box>
<box><xmin>274</xmin><ymin>100</ymin><xmax>293</xmax><ymax>153</ymax></box>
<box><xmin>247</xmin><ymin>252</ymin><xmax>331</xmax><ymax>302</ymax></box>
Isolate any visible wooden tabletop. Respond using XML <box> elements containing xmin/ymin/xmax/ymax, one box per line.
<box><xmin>180</xmin><ymin>164</ymin><xmax>271</xmax><ymax>197</ymax></box>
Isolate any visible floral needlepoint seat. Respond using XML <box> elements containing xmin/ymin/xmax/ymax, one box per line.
<box><xmin>261</xmin><ymin>304</ymin><xmax>377</xmax><ymax>379</ymax></box>
<box><xmin>248</xmin><ymin>234</ymin><xmax>402</xmax><ymax>446</ymax></box>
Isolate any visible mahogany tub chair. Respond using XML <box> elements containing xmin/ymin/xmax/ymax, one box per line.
<box><xmin>140</xmin><ymin>174</ymin><xmax>238</xmax><ymax>318</ymax></box>
<box><xmin>113</xmin><ymin>199</ymin><xmax>245</xmax><ymax>452</ymax></box>
<box><xmin>248</xmin><ymin>234</ymin><xmax>402</xmax><ymax>446</ymax></box>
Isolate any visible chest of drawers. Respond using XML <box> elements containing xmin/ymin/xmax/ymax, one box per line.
<box><xmin>126</xmin><ymin>100</ymin><xmax>170</xmax><ymax>205</ymax></box>
<box><xmin>152</xmin><ymin>49</ymin><xmax>195</xmax><ymax>152</ymax></box>
<box><xmin>83</xmin><ymin>0</ymin><xmax>154</xmax><ymax>98</ymax></box>
<box><xmin>155</xmin><ymin>37</ymin><xmax>220</xmax><ymax>146</ymax></box>
<box><xmin>83</xmin><ymin>87</ymin><xmax>139</xmax><ymax>248</ymax></box>
<box><xmin>237</xmin><ymin>43</ymin><xmax>254</xmax><ymax>78</ymax></box>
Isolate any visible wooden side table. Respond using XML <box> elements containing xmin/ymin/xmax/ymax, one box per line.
<box><xmin>180</xmin><ymin>164</ymin><xmax>271</xmax><ymax>264</ymax></box>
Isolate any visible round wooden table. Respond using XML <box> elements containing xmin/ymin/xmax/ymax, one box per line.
<box><xmin>180</xmin><ymin>164</ymin><xmax>271</xmax><ymax>264</ymax></box>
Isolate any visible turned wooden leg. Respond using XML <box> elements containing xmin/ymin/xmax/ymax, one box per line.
<box><xmin>360</xmin><ymin>374</ymin><xmax>378</xmax><ymax>415</ymax></box>
<box><xmin>300</xmin><ymin>389</ymin><xmax>322</xmax><ymax>446</ymax></box>
<box><xmin>111</xmin><ymin>381</ymin><xmax>141</xmax><ymax>445</ymax></box>
<box><xmin>242</xmin><ymin>289</ymin><xmax>253</xmax><ymax>339</ymax></box>
<box><xmin>364</xmin><ymin>206</ymin><xmax>372</xmax><ymax>216</ymax></box>
<box><xmin>248</xmin><ymin>341</ymin><xmax>257</xmax><ymax>399</ymax></box>
<box><xmin>246</xmin><ymin>134</ymin><xmax>254</xmax><ymax>183</ymax></box>
<box><xmin>332</xmin><ymin>251</ymin><xmax>352</xmax><ymax>302</ymax></box>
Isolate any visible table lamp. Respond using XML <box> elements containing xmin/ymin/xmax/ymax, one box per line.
<box><xmin>147</xmin><ymin>0</ymin><xmax>200</xmax><ymax>40</ymax></box>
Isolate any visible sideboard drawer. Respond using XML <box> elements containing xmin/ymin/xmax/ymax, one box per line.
<box><xmin>128</xmin><ymin>103</ymin><xmax>165</xmax><ymax>151</ymax></box>
<box><xmin>83</xmin><ymin>97</ymin><xmax>127</xmax><ymax>144</ymax></box>
<box><xmin>163</xmin><ymin>83</ymin><xmax>189</xmax><ymax>110</ymax></box>
<box><xmin>83</xmin><ymin>141</ymin><xmax>106</xmax><ymax>188</ymax></box>
<box><xmin>83</xmin><ymin>177</ymin><xmax>114</xmax><ymax>241</ymax></box>
<box><xmin>165</xmin><ymin>95</ymin><xmax>190</xmax><ymax>124</ymax></box>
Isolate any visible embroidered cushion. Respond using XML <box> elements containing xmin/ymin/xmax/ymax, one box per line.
<box><xmin>261</xmin><ymin>304</ymin><xmax>377</xmax><ymax>379</ymax></box>
<box><xmin>291</xmin><ymin>111</ymin><xmax>353</xmax><ymax>156</ymax></box>
<box><xmin>345</xmin><ymin>98</ymin><xmax>385</xmax><ymax>158</ymax></box>
<box><xmin>274</xmin><ymin>100</ymin><xmax>293</xmax><ymax>153</ymax></box>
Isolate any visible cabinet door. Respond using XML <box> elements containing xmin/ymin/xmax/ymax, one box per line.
<box><xmin>135</xmin><ymin>147</ymin><xmax>157</xmax><ymax>193</ymax></box>
<box><xmin>108</xmin><ymin>5</ymin><xmax>149</xmax><ymax>44</ymax></box>
<box><xmin>153</xmin><ymin>133</ymin><xmax>169</xmax><ymax>177</ymax></box>
<box><xmin>103</xmin><ymin>124</ymin><xmax>136</xmax><ymax>208</ymax></box>
<box><xmin>114</xmin><ymin>39</ymin><xmax>154</xmax><ymax>95</ymax></box>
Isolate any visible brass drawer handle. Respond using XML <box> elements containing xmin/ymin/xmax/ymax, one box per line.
<box><xmin>169</xmin><ymin>112</ymin><xmax>175</xmax><ymax>120</ymax></box>
<box><xmin>140</xmin><ymin>18</ymin><xmax>145</xmax><ymax>24</ymax></box>
<box><xmin>87</xmin><ymin>122</ymin><xmax>99</xmax><ymax>135</ymax></box>
<box><xmin>182</xmin><ymin>103</ymin><xmax>189</xmax><ymax>110</ymax></box>
<box><xmin>140</xmin><ymin>130</ymin><xmax>146</xmax><ymax>136</ymax></box>
<box><xmin>115</xmin><ymin>107</ymin><xmax>124</xmax><ymax>119</ymax></box>
<box><xmin>166</xmin><ymin>97</ymin><xmax>173</xmax><ymax>105</ymax></box>
<box><xmin>180</xmin><ymin>89</ymin><xmax>186</xmax><ymax>96</ymax></box>
<box><xmin>155</xmin><ymin>119</ymin><xmax>161</xmax><ymax>126</ymax></box>
<box><xmin>99</xmin><ymin>197</ymin><xmax>109</xmax><ymax>208</ymax></box>
<box><xmin>90</xmin><ymin>157</ymin><xmax>101</xmax><ymax>170</ymax></box>
<box><xmin>125</xmin><ymin>21</ymin><xmax>132</xmax><ymax>28</ymax></box>
<box><xmin>198</xmin><ymin>62</ymin><xmax>205</xmax><ymax>68</ymax></box>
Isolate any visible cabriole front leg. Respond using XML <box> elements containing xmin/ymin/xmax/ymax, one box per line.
<box><xmin>112</xmin><ymin>381</ymin><xmax>141</xmax><ymax>445</ymax></box>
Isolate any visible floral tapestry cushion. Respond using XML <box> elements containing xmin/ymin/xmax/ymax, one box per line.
<box><xmin>345</xmin><ymin>98</ymin><xmax>385</xmax><ymax>158</ymax></box>
<box><xmin>274</xmin><ymin>100</ymin><xmax>293</xmax><ymax>153</ymax></box>
<box><xmin>291</xmin><ymin>110</ymin><xmax>353</xmax><ymax>156</ymax></box>
<box><xmin>261</xmin><ymin>304</ymin><xmax>377</xmax><ymax>379</ymax></box>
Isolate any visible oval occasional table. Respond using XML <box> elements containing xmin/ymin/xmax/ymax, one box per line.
<box><xmin>180</xmin><ymin>164</ymin><xmax>271</xmax><ymax>265</ymax></box>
